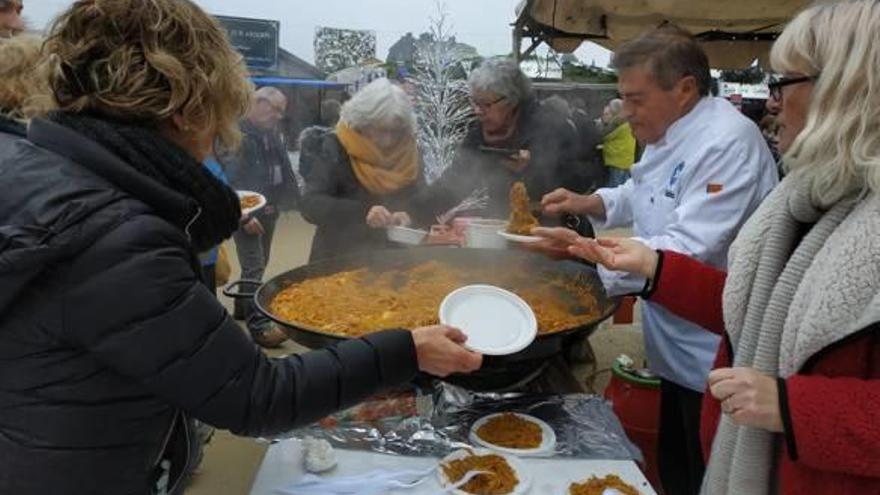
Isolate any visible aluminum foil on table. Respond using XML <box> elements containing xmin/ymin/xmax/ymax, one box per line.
<box><xmin>277</xmin><ymin>382</ymin><xmax>641</xmax><ymax>462</ymax></box>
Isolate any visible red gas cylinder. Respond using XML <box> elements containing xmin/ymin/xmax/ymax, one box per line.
<box><xmin>604</xmin><ymin>358</ymin><xmax>663</xmax><ymax>493</ymax></box>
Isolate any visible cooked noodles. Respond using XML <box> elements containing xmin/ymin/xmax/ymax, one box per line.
<box><xmin>441</xmin><ymin>452</ymin><xmax>518</xmax><ymax>495</ymax></box>
<box><xmin>569</xmin><ymin>474</ymin><xmax>641</xmax><ymax>495</ymax></box>
<box><xmin>240</xmin><ymin>194</ymin><xmax>261</xmax><ymax>209</ymax></box>
<box><xmin>475</xmin><ymin>413</ymin><xmax>542</xmax><ymax>449</ymax></box>
<box><xmin>507</xmin><ymin>181</ymin><xmax>539</xmax><ymax>235</ymax></box>
<box><xmin>268</xmin><ymin>260</ymin><xmax>601</xmax><ymax>336</ymax></box>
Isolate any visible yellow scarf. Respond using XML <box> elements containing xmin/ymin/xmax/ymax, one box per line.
<box><xmin>336</xmin><ymin>123</ymin><xmax>419</xmax><ymax>195</ymax></box>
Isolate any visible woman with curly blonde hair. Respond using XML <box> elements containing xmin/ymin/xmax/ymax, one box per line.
<box><xmin>0</xmin><ymin>1</ymin><xmax>481</xmax><ymax>494</ymax></box>
<box><xmin>0</xmin><ymin>34</ymin><xmax>50</xmax><ymax>136</ymax></box>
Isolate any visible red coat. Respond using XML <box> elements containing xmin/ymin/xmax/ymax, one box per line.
<box><xmin>648</xmin><ymin>250</ymin><xmax>880</xmax><ymax>494</ymax></box>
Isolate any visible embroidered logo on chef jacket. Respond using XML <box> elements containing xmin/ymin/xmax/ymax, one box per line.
<box><xmin>664</xmin><ymin>161</ymin><xmax>685</xmax><ymax>199</ymax></box>
<box><xmin>707</xmin><ymin>183</ymin><xmax>724</xmax><ymax>194</ymax></box>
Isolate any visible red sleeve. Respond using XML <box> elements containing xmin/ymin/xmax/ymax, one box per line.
<box><xmin>647</xmin><ymin>250</ymin><xmax>727</xmax><ymax>335</ymax></box>
<box><xmin>784</xmin><ymin>374</ymin><xmax>880</xmax><ymax>477</ymax></box>
<box><xmin>700</xmin><ymin>336</ymin><xmax>732</xmax><ymax>462</ymax></box>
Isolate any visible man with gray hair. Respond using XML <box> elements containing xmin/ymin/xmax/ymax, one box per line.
<box><xmin>220</xmin><ymin>86</ymin><xmax>300</xmax><ymax>348</ymax></box>
<box><xmin>539</xmin><ymin>25</ymin><xmax>778</xmax><ymax>495</ymax></box>
<box><xmin>0</xmin><ymin>0</ymin><xmax>24</xmax><ymax>38</ymax></box>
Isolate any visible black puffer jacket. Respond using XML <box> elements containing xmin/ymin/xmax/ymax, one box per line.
<box><xmin>299</xmin><ymin>128</ymin><xmax>426</xmax><ymax>263</ymax></box>
<box><xmin>0</xmin><ymin>119</ymin><xmax>418</xmax><ymax>495</ymax></box>
<box><xmin>0</xmin><ymin>115</ymin><xmax>26</xmax><ymax>138</ymax></box>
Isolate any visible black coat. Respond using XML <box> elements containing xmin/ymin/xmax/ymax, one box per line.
<box><xmin>299</xmin><ymin>129</ymin><xmax>426</xmax><ymax>263</ymax></box>
<box><xmin>0</xmin><ymin>115</ymin><xmax>26</xmax><ymax>138</ymax></box>
<box><xmin>0</xmin><ymin>118</ymin><xmax>418</xmax><ymax>495</ymax></box>
<box><xmin>219</xmin><ymin>120</ymin><xmax>300</xmax><ymax>214</ymax></box>
<box><xmin>420</xmin><ymin>97</ymin><xmax>588</xmax><ymax>219</ymax></box>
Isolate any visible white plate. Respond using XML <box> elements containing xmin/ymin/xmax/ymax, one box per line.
<box><xmin>498</xmin><ymin>230</ymin><xmax>542</xmax><ymax>244</ymax></box>
<box><xmin>437</xmin><ymin>448</ymin><xmax>531</xmax><ymax>495</ymax></box>
<box><xmin>386</xmin><ymin>225</ymin><xmax>427</xmax><ymax>245</ymax></box>
<box><xmin>237</xmin><ymin>190</ymin><xmax>267</xmax><ymax>216</ymax></box>
<box><xmin>439</xmin><ymin>285</ymin><xmax>537</xmax><ymax>356</ymax></box>
<box><xmin>469</xmin><ymin>413</ymin><xmax>557</xmax><ymax>457</ymax></box>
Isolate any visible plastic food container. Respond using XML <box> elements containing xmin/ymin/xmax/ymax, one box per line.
<box><xmin>386</xmin><ymin>226</ymin><xmax>427</xmax><ymax>245</ymax></box>
<box><xmin>463</xmin><ymin>220</ymin><xmax>508</xmax><ymax>249</ymax></box>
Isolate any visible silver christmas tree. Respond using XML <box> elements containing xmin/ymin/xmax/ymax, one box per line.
<box><xmin>411</xmin><ymin>2</ymin><xmax>475</xmax><ymax>184</ymax></box>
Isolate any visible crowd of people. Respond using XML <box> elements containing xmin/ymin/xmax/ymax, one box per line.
<box><xmin>0</xmin><ymin>0</ymin><xmax>878</xmax><ymax>494</ymax></box>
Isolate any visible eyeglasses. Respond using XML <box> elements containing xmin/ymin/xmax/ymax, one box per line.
<box><xmin>470</xmin><ymin>96</ymin><xmax>506</xmax><ymax>111</ymax></box>
<box><xmin>768</xmin><ymin>75</ymin><xmax>817</xmax><ymax>101</ymax></box>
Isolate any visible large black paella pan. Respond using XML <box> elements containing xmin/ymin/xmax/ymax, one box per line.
<box><xmin>227</xmin><ymin>247</ymin><xmax>619</xmax><ymax>390</ymax></box>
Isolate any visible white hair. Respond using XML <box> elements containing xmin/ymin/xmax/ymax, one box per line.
<box><xmin>468</xmin><ymin>57</ymin><xmax>533</xmax><ymax>107</ymax></box>
<box><xmin>339</xmin><ymin>78</ymin><xmax>416</xmax><ymax>134</ymax></box>
<box><xmin>606</xmin><ymin>98</ymin><xmax>624</xmax><ymax>117</ymax></box>
<box><xmin>772</xmin><ymin>0</ymin><xmax>880</xmax><ymax>208</ymax></box>
<box><xmin>253</xmin><ymin>86</ymin><xmax>285</xmax><ymax>103</ymax></box>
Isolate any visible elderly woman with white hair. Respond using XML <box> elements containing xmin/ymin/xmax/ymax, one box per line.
<box><xmin>423</xmin><ymin>58</ymin><xmax>589</xmax><ymax>221</ymax></box>
<box><xmin>300</xmin><ymin>78</ymin><xmax>425</xmax><ymax>262</ymax></box>
<box><xmin>600</xmin><ymin>98</ymin><xmax>637</xmax><ymax>187</ymax></box>
<box><xmin>536</xmin><ymin>1</ymin><xmax>880</xmax><ymax>493</ymax></box>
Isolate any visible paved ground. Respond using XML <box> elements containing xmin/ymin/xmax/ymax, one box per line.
<box><xmin>186</xmin><ymin>213</ymin><xmax>646</xmax><ymax>495</ymax></box>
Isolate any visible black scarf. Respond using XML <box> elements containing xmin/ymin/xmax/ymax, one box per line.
<box><xmin>0</xmin><ymin>114</ymin><xmax>26</xmax><ymax>137</ymax></box>
<box><xmin>47</xmin><ymin>112</ymin><xmax>241</xmax><ymax>252</ymax></box>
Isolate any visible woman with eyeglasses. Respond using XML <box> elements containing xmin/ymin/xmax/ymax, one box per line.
<box><xmin>418</xmin><ymin>58</ymin><xmax>593</xmax><ymax>224</ymax></box>
<box><xmin>535</xmin><ymin>2</ymin><xmax>880</xmax><ymax>493</ymax></box>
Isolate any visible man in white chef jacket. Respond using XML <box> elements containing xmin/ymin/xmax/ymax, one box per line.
<box><xmin>539</xmin><ymin>26</ymin><xmax>778</xmax><ymax>495</ymax></box>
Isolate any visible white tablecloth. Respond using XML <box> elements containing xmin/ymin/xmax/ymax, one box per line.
<box><xmin>248</xmin><ymin>439</ymin><xmax>656</xmax><ymax>495</ymax></box>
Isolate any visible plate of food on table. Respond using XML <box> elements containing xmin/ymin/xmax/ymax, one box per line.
<box><xmin>566</xmin><ymin>473</ymin><xmax>645</xmax><ymax>495</ymax></box>
<box><xmin>237</xmin><ymin>190</ymin><xmax>266</xmax><ymax>216</ymax></box>
<box><xmin>438</xmin><ymin>447</ymin><xmax>530</xmax><ymax>495</ymax></box>
<box><xmin>469</xmin><ymin>412</ymin><xmax>556</xmax><ymax>457</ymax></box>
<box><xmin>498</xmin><ymin>181</ymin><xmax>542</xmax><ymax>243</ymax></box>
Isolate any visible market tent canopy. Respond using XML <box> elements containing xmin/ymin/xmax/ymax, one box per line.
<box><xmin>514</xmin><ymin>0</ymin><xmax>812</xmax><ymax>69</ymax></box>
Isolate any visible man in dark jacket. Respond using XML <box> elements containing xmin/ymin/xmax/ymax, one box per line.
<box><xmin>220</xmin><ymin>86</ymin><xmax>301</xmax><ymax>346</ymax></box>
<box><xmin>568</xmin><ymin>99</ymin><xmax>607</xmax><ymax>192</ymax></box>
<box><xmin>0</xmin><ymin>117</ymin><xmax>482</xmax><ymax>495</ymax></box>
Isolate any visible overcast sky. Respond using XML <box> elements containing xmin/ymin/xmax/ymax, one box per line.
<box><xmin>24</xmin><ymin>0</ymin><xmax>611</xmax><ymax>67</ymax></box>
